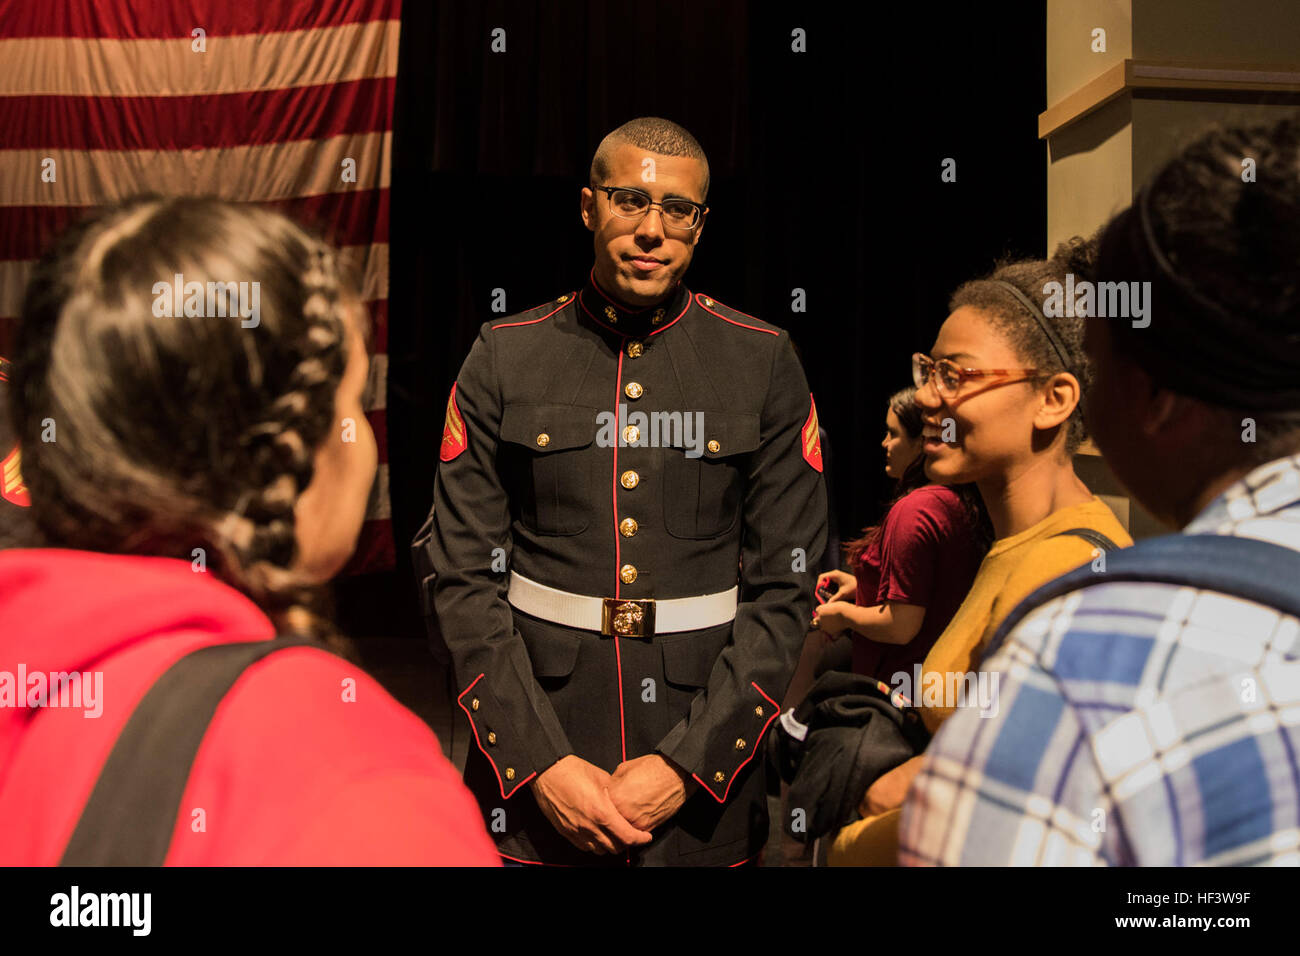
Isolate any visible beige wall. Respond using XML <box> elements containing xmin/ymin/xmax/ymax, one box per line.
<box><xmin>1046</xmin><ymin>1</ymin><xmax>1300</xmax><ymax>537</ymax></box>
<box><xmin>1047</xmin><ymin>95</ymin><xmax>1132</xmax><ymax>252</ymax></box>
<box><xmin>1045</xmin><ymin>1</ymin><xmax>1133</xmax><ymax>251</ymax></box>
<box><xmin>1131</xmin><ymin>97</ymin><xmax>1299</xmax><ymax>185</ymax></box>
<box><xmin>1047</xmin><ymin>0</ymin><xmax>1131</xmax><ymax>104</ymax></box>
<box><xmin>1048</xmin><ymin>0</ymin><xmax>1300</xmax><ymax>252</ymax></box>
<box><xmin>1133</xmin><ymin>0</ymin><xmax>1300</xmax><ymax>61</ymax></box>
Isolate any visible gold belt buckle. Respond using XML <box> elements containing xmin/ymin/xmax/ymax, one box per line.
<box><xmin>601</xmin><ymin>598</ymin><xmax>656</xmax><ymax>638</ymax></box>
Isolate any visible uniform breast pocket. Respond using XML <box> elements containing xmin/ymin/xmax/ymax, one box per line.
<box><xmin>663</xmin><ymin>412</ymin><xmax>761</xmax><ymax>539</ymax></box>
<box><xmin>499</xmin><ymin>403</ymin><xmax>599</xmax><ymax>536</ymax></box>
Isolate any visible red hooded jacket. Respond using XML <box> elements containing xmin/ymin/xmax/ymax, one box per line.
<box><xmin>0</xmin><ymin>548</ymin><xmax>499</xmax><ymax>865</ymax></box>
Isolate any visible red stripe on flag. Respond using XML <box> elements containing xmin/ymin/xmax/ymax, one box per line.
<box><xmin>365</xmin><ymin>299</ymin><xmax>388</xmax><ymax>353</ymax></box>
<box><xmin>0</xmin><ymin>207</ymin><xmax>89</xmax><ymax>263</ymax></box>
<box><xmin>267</xmin><ymin>190</ymin><xmax>390</xmax><ymax>255</ymax></box>
<box><xmin>0</xmin><ymin>0</ymin><xmax>400</xmax><ymax>39</ymax></box>
<box><xmin>0</xmin><ymin>78</ymin><xmax>395</xmax><ymax>151</ymax></box>
<box><xmin>366</xmin><ymin>408</ymin><xmax>388</xmax><ymax>463</ymax></box>
<box><xmin>0</xmin><ymin>190</ymin><xmax>389</xmax><ymax>261</ymax></box>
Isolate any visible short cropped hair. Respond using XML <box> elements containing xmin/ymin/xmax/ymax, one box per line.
<box><xmin>589</xmin><ymin>117</ymin><xmax>710</xmax><ymax>200</ymax></box>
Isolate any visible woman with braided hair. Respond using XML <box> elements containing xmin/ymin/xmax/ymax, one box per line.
<box><xmin>0</xmin><ymin>196</ymin><xmax>498</xmax><ymax>865</ymax></box>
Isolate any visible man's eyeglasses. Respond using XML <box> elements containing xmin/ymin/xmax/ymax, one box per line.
<box><xmin>593</xmin><ymin>186</ymin><xmax>707</xmax><ymax>231</ymax></box>
<box><xmin>912</xmin><ymin>353</ymin><xmax>1042</xmax><ymax>400</ymax></box>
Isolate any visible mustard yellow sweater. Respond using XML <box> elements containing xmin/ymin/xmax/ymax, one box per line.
<box><xmin>827</xmin><ymin>497</ymin><xmax>1132</xmax><ymax>866</ymax></box>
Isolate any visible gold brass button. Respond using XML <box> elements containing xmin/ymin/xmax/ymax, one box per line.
<box><xmin>735</xmin><ymin>738</ymin><xmax>746</xmax><ymax>751</ymax></box>
<box><xmin>624</xmin><ymin>381</ymin><xmax>643</xmax><ymax>400</ymax></box>
<box><xmin>623</xmin><ymin>425</ymin><xmax>640</xmax><ymax>444</ymax></box>
<box><xmin>707</xmin><ymin>439</ymin><xmax>720</xmax><ymax>453</ymax></box>
<box><xmin>536</xmin><ymin>433</ymin><xmax>550</xmax><ymax>447</ymax></box>
<box><xmin>713</xmin><ymin>771</ymin><xmax>725</xmax><ymax>783</ymax></box>
<box><xmin>557</xmin><ymin>294</ymin><xmax>570</xmax><ymax>304</ymax></box>
<box><xmin>754</xmin><ymin>706</ymin><xmax>763</xmax><ymax>717</ymax></box>
<box><xmin>605</xmin><ymin>305</ymin><xmax>618</xmax><ymax>323</ymax></box>
<box><xmin>620</xmin><ymin>470</ymin><xmax>640</xmax><ymax>489</ymax></box>
<box><xmin>487</xmin><ymin>731</ymin><xmax>497</xmax><ymax>745</ymax></box>
<box><xmin>620</xmin><ymin>564</ymin><xmax>638</xmax><ymax>584</ymax></box>
<box><xmin>505</xmin><ymin>768</ymin><xmax>516</xmax><ymax>781</ymax></box>
<box><xmin>703</xmin><ymin>296</ymin><xmax>714</xmax><ymax>307</ymax></box>
<box><xmin>626</xmin><ymin>340</ymin><xmax>644</xmax><ymax>358</ymax></box>
<box><xmin>653</xmin><ymin>308</ymin><xmax>665</xmax><ymax>324</ymax></box>
<box><xmin>619</xmin><ymin>517</ymin><xmax>638</xmax><ymax>537</ymax></box>
<box><xmin>471</xmin><ymin>698</ymin><xmax>480</xmax><ymax>712</ymax></box>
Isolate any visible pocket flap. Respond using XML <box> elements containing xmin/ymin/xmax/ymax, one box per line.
<box><xmin>520</xmin><ymin>624</ymin><xmax>582</xmax><ymax>677</ymax></box>
<box><xmin>693</xmin><ymin>411</ymin><xmax>761</xmax><ymax>459</ymax></box>
<box><xmin>500</xmin><ymin>403</ymin><xmax>598</xmax><ymax>453</ymax></box>
<box><xmin>661</xmin><ymin>624</ymin><xmax>732</xmax><ymax>687</ymax></box>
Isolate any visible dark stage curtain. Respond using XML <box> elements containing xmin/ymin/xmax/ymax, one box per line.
<box><xmin>371</xmin><ymin>1</ymin><xmax>1046</xmax><ymax>638</ymax></box>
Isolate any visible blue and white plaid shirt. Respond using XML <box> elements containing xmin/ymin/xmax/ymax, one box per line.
<box><xmin>899</xmin><ymin>454</ymin><xmax>1300</xmax><ymax>866</ymax></box>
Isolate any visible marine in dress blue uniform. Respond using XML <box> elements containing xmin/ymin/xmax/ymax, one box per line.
<box><xmin>418</xmin><ymin>120</ymin><xmax>827</xmax><ymax>866</ymax></box>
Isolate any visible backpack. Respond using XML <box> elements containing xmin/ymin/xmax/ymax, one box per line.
<box><xmin>59</xmin><ymin>639</ymin><xmax>313</xmax><ymax>866</ymax></box>
<box><xmin>984</xmin><ymin>532</ymin><xmax>1300</xmax><ymax>664</ymax></box>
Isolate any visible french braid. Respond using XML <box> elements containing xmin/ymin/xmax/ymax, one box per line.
<box><xmin>13</xmin><ymin>197</ymin><xmax>357</xmax><ymax>650</ymax></box>
<box><xmin>211</xmin><ymin>241</ymin><xmax>349</xmax><ymax>642</ymax></box>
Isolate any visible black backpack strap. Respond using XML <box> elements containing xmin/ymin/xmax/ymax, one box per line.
<box><xmin>983</xmin><ymin>533</ymin><xmax>1300</xmax><ymax>663</ymax></box>
<box><xmin>1051</xmin><ymin>527</ymin><xmax>1120</xmax><ymax>552</ymax></box>
<box><xmin>60</xmin><ymin>638</ymin><xmax>313</xmax><ymax>866</ymax></box>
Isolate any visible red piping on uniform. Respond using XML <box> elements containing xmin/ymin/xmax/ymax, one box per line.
<box><xmin>456</xmin><ymin>673</ymin><xmax>536</xmax><ymax>799</ymax></box>
<box><xmin>728</xmin><ymin>855</ymin><xmax>754</xmax><ymax>867</ymax></box>
<box><xmin>490</xmin><ymin>295</ymin><xmax>573</xmax><ymax>330</ymax></box>
<box><xmin>692</xmin><ymin>681</ymin><xmax>781</xmax><ymax>804</ymax></box>
<box><xmin>611</xmin><ymin>348</ymin><xmax>628</xmax><ymax>763</ymax></box>
<box><xmin>612</xmin><ymin>350</ymin><xmax>624</xmax><ymax>598</ymax></box>
<box><xmin>577</xmin><ymin>292</ymin><xmax>625</xmax><ymax>336</ymax></box>
<box><xmin>647</xmin><ymin>295</ymin><xmax>690</xmax><ymax>338</ymax></box>
<box><xmin>499</xmin><ymin>852</ymin><xmax>573</xmax><ymax>867</ymax></box>
<box><xmin>695</xmin><ymin>293</ymin><xmax>779</xmax><ymax>336</ymax></box>
<box><xmin>589</xmin><ymin>267</ymin><xmax>662</xmax><ymax>313</ymax></box>
<box><xmin>578</xmin><ymin>281</ymin><xmax>690</xmax><ymax>338</ymax></box>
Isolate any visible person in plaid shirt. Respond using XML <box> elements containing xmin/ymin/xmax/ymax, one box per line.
<box><xmin>900</xmin><ymin>115</ymin><xmax>1300</xmax><ymax>866</ymax></box>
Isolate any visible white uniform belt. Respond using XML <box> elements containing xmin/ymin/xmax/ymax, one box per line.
<box><xmin>507</xmin><ymin>570</ymin><xmax>738</xmax><ymax>638</ymax></box>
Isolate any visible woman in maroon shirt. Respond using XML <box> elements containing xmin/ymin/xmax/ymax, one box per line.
<box><xmin>813</xmin><ymin>387</ymin><xmax>988</xmax><ymax>685</ymax></box>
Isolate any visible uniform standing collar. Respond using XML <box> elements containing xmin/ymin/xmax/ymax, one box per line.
<box><xmin>578</xmin><ymin>268</ymin><xmax>691</xmax><ymax>337</ymax></box>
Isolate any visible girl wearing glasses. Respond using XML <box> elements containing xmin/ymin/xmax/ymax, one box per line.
<box><xmin>811</xmin><ymin>387</ymin><xmax>988</xmax><ymax>685</ymax></box>
<box><xmin>828</xmin><ymin>238</ymin><xmax>1132</xmax><ymax>866</ymax></box>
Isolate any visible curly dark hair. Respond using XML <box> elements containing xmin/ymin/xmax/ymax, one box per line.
<box><xmin>10</xmin><ymin>196</ymin><xmax>356</xmax><ymax>644</ymax></box>
<box><xmin>1099</xmin><ymin>113</ymin><xmax>1300</xmax><ymax>464</ymax></box>
<box><xmin>946</xmin><ymin>236</ymin><xmax>1099</xmax><ymax>455</ymax></box>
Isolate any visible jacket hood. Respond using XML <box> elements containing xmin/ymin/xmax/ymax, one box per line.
<box><xmin>0</xmin><ymin>547</ymin><xmax>274</xmax><ymax>731</ymax></box>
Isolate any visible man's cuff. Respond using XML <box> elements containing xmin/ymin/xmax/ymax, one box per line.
<box><xmin>456</xmin><ymin>673</ymin><xmax>558</xmax><ymax>799</ymax></box>
<box><xmin>657</xmin><ymin>680</ymin><xmax>781</xmax><ymax>804</ymax></box>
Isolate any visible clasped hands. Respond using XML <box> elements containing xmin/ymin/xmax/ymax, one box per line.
<box><xmin>530</xmin><ymin>753</ymin><xmax>697</xmax><ymax>855</ymax></box>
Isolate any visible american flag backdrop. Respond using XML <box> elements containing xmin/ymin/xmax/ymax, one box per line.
<box><xmin>0</xmin><ymin>0</ymin><xmax>399</xmax><ymax>573</ymax></box>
